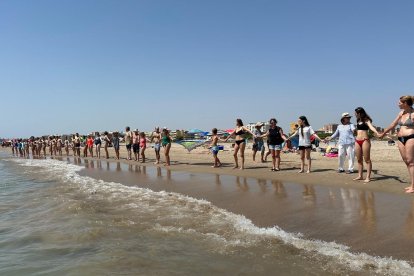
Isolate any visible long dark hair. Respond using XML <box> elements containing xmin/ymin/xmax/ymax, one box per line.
<box><xmin>355</xmin><ymin>107</ymin><xmax>372</xmax><ymax>123</ymax></box>
<box><xmin>236</xmin><ymin>118</ymin><xmax>243</xmax><ymax>127</ymax></box>
<box><xmin>299</xmin><ymin>116</ymin><xmax>310</xmax><ymax>137</ymax></box>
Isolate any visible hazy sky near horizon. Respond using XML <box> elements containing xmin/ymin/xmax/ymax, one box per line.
<box><xmin>1</xmin><ymin>0</ymin><xmax>413</xmax><ymax>137</ymax></box>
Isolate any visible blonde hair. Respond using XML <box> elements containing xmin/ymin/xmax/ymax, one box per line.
<box><xmin>400</xmin><ymin>95</ymin><xmax>414</xmax><ymax>107</ymax></box>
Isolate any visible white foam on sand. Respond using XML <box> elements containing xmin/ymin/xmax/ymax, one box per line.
<box><xmin>12</xmin><ymin>158</ymin><xmax>414</xmax><ymax>275</ymax></box>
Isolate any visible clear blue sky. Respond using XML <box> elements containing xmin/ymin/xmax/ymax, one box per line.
<box><xmin>0</xmin><ymin>0</ymin><xmax>413</xmax><ymax>137</ymax></box>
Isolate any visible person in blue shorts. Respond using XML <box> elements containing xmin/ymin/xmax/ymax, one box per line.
<box><xmin>210</xmin><ymin>128</ymin><xmax>222</xmax><ymax>168</ymax></box>
<box><xmin>260</xmin><ymin>118</ymin><xmax>287</xmax><ymax>171</ymax></box>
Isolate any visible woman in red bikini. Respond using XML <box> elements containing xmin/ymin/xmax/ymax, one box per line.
<box><xmin>379</xmin><ymin>96</ymin><xmax>414</xmax><ymax>193</ymax></box>
<box><xmin>354</xmin><ymin>107</ymin><xmax>379</xmax><ymax>183</ymax></box>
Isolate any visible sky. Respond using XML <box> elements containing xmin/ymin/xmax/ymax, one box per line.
<box><xmin>0</xmin><ymin>0</ymin><xmax>413</xmax><ymax>137</ymax></box>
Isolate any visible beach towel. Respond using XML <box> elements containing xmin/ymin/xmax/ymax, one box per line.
<box><xmin>175</xmin><ymin>140</ymin><xmax>209</xmax><ymax>152</ymax></box>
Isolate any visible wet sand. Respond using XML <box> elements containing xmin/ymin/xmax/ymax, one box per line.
<box><xmin>3</xmin><ymin>141</ymin><xmax>414</xmax><ymax>262</ymax></box>
<box><xmin>75</xmin><ymin>158</ymin><xmax>414</xmax><ymax>262</ymax></box>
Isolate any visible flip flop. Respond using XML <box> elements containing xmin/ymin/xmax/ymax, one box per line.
<box><xmin>406</xmin><ymin>189</ymin><xmax>414</xmax><ymax>194</ymax></box>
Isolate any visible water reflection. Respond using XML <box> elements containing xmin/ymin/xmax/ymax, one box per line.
<box><xmin>302</xmin><ymin>185</ymin><xmax>316</xmax><ymax>206</ymax></box>
<box><xmin>359</xmin><ymin>191</ymin><xmax>376</xmax><ymax>232</ymax></box>
<box><xmin>405</xmin><ymin>200</ymin><xmax>414</xmax><ymax>237</ymax></box>
<box><xmin>272</xmin><ymin>180</ymin><xmax>286</xmax><ymax>198</ymax></box>
<box><xmin>257</xmin><ymin>179</ymin><xmax>267</xmax><ymax>193</ymax></box>
<box><xmin>66</xmin><ymin>157</ymin><xmax>414</xmax><ymax>239</ymax></box>
<box><xmin>236</xmin><ymin>176</ymin><xmax>249</xmax><ymax>192</ymax></box>
<box><xmin>215</xmin><ymin>174</ymin><xmax>221</xmax><ymax>186</ymax></box>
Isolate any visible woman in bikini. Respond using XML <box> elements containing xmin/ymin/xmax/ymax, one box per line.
<box><xmin>224</xmin><ymin>118</ymin><xmax>255</xmax><ymax>170</ymax></box>
<box><xmin>379</xmin><ymin>96</ymin><xmax>414</xmax><ymax>193</ymax></box>
<box><xmin>353</xmin><ymin>107</ymin><xmax>379</xmax><ymax>183</ymax></box>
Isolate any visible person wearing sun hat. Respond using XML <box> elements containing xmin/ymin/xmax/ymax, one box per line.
<box><xmin>325</xmin><ymin>112</ymin><xmax>356</xmax><ymax>173</ymax></box>
<box><xmin>252</xmin><ymin>122</ymin><xmax>265</xmax><ymax>162</ymax></box>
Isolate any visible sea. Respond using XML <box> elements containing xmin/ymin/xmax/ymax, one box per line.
<box><xmin>1</xmin><ymin>150</ymin><xmax>414</xmax><ymax>275</ymax></box>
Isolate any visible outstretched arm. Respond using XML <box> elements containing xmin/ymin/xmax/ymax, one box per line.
<box><xmin>287</xmin><ymin>130</ymin><xmax>298</xmax><ymax>140</ymax></box>
<box><xmin>379</xmin><ymin>112</ymin><xmax>402</xmax><ymax>138</ymax></box>
<box><xmin>224</xmin><ymin>131</ymin><xmax>234</xmax><ymax>142</ymax></box>
<box><xmin>243</xmin><ymin>126</ymin><xmax>256</xmax><ymax>138</ymax></box>
<box><xmin>366</xmin><ymin>121</ymin><xmax>380</xmax><ymax>136</ymax></box>
<box><xmin>279</xmin><ymin>128</ymin><xmax>288</xmax><ymax>141</ymax></box>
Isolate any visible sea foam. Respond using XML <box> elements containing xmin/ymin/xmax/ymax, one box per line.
<box><xmin>11</xmin><ymin>157</ymin><xmax>414</xmax><ymax>275</ymax></box>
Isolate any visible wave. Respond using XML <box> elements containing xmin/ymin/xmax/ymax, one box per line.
<box><xmin>10</xmin><ymin>158</ymin><xmax>414</xmax><ymax>275</ymax></box>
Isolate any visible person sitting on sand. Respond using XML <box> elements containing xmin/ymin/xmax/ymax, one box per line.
<box><xmin>224</xmin><ymin>118</ymin><xmax>256</xmax><ymax>170</ymax></box>
<box><xmin>287</xmin><ymin>116</ymin><xmax>322</xmax><ymax>173</ymax></box>
<box><xmin>379</xmin><ymin>96</ymin><xmax>414</xmax><ymax>193</ymax></box>
<box><xmin>353</xmin><ymin>107</ymin><xmax>379</xmax><ymax>183</ymax></box>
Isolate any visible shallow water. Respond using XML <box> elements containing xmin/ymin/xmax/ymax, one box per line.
<box><xmin>1</xmin><ymin>153</ymin><xmax>414</xmax><ymax>275</ymax></box>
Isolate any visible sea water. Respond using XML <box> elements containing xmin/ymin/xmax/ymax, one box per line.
<box><xmin>1</xmin><ymin>153</ymin><xmax>413</xmax><ymax>275</ymax></box>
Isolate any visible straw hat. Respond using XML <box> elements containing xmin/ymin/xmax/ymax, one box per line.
<box><xmin>255</xmin><ymin>122</ymin><xmax>265</xmax><ymax>127</ymax></box>
<box><xmin>341</xmin><ymin>112</ymin><xmax>352</xmax><ymax>119</ymax></box>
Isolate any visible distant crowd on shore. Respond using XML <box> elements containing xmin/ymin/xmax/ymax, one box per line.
<box><xmin>3</xmin><ymin>96</ymin><xmax>414</xmax><ymax>194</ymax></box>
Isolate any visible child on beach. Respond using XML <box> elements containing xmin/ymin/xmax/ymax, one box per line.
<box><xmin>139</xmin><ymin>132</ymin><xmax>147</xmax><ymax>163</ymax></box>
<box><xmin>210</xmin><ymin>128</ymin><xmax>222</xmax><ymax>168</ymax></box>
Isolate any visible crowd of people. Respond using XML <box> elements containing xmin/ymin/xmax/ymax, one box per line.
<box><xmin>6</xmin><ymin>95</ymin><xmax>414</xmax><ymax>193</ymax></box>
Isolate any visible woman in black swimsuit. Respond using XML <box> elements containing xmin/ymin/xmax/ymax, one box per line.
<box><xmin>380</xmin><ymin>96</ymin><xmax>414</xmax><ymax>193</ymax></box>
<box><xmin>224</xmin><ymin>118</ymin><xmax>255</xmax><ymax>170</ymax></box>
